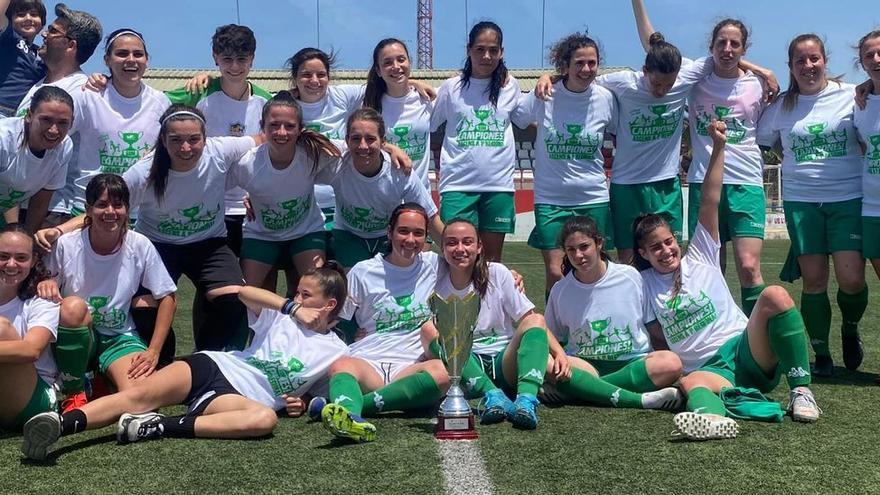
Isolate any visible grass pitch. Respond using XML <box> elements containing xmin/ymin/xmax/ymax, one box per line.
<box><xmin>3</xmin><ymin>240</ymin><xmax>880</xmax><ymax>494</ymax></box>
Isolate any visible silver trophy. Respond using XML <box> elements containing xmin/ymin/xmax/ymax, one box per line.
<box><xmin>430</xmin><ymin>292</ymin><xmax>480</xmax><ymax>440</ymax></box>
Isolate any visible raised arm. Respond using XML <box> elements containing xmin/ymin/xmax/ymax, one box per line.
<box><xmin>698</xmin><ymin>120</ymin><xmax>727</xmax><ymax>242</ymax></box>
<box><xmin>631</xmin><ymin>0</ymin><xmax>657</xmax><ymax>53</ymax></box>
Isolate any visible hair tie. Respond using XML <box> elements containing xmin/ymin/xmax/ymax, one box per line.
<box><xmin>160</xmin><ymin>111</ymin><xmax>206</xmax><ymax>127</ymax></box>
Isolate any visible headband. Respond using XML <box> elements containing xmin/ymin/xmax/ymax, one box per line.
<box><xmin>108</xmin><ymin>29</ymin><xmax>145</xmax><ymax>47</ymax></box>
<box><xmin>160</xmin><ymin>111</ymin><xmax>206</xmax><ymax>126</ymax></box>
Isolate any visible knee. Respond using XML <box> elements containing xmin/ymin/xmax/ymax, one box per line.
<box><xmin>647</xmin><ymin>351</ymin><xmax>683</xmax><ymax>385</ymax></box>
<box><xmin>678</xmin><ymin>373</ymin><xmax>709</xmax><ymax>393</ymax></box>
<box><xmin>756</xmin><ymin>285</ymin><xmax>795</xmax><ymax>315</ymax></box>
<box><xmin>518</xmin><ymin>314</ymin><xmax>547</xmax><ymax>333</ymax></box>
<box><xmin>736</xmin><ymin>254</ymin><xmax>762</xmax><ymax>283</ymax></box>
<box><xmin>425</xmin><ymin>360</ymin><xmax>450</xmax><ymax>391</ymax></box>
<box><xmin>837</xmin><ymin>275</ymin><xmax>866</xmax><ymax>294</ymax></box>
<box><xmin>328</xmin><ymin>357</ymin><xmax>356</xmax><ymax>376</ymax></box>
<box><xmin>0</xmin><ymin>316</ymin><xmax>18</xmax><ymax>340</ymax></box>
<box><xmin>247</xmin><ymin>407</ymin><xmax>278</xmax><ymax>436</ymax></box>
<box><xmin>60</xmin><ymin>296</ymin><xmax>91</xmax><ymax>327</ymax></box>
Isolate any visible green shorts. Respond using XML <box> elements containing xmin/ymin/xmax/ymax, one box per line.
<box><xmin>698</xmin><ymin>331</ymin><xmax>779</xmax><ymax>393</ymax></box>
<box><xmin>474</xmin><ymin>349</ymin><xmax>515</xmax><ymax>392</ymax></box>
<box><xmin>331</xmin><ymin>229</ymin><xmax>387</xmax><ymax>268</ymax></box>
<box><xmin>783</xmin><ymin>199</ymin><xmax>862</xmax><ymax>256</ymax></box>
<box><xmin>12</xmin><ymin>376</ymin><xmax>57</xmax><ymax>429</ymax></box>
<box><xmin>240</xmin><ymin>232</ymin><xmax>326</xmax><ymax>266</ymax></box>
<box><xmin>688</xmin><ymin>184</ymin><xmax>765</xmax><ymax>242</ymax></box>
<box><xmin>862</xmin><ymin>216</ymin><xmax>880</xmax><ymax>259</ymax></box>
<box><xmin>440</xmin><ymin>191</ymin><xmax>515</xmax><ymax>233</ymax></box>
<box><xmin>528</xmin><ymin>202</ymin><xmax>615</xmax><ymax>250</ymax></box>
<box><xmin>610</xmin><ymin>177</ymin><xmax>682</xmax><ymax>250</ymax></box>
<box><xmin>96</xmin><ymin>332</ymin><xmax>148</xmax><ymax>374</ymax></box>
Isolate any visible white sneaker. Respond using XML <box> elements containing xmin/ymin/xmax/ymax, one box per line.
<box><xmin>117</xmin><ymin>412</ymin><xmax>166</xmax><ymax>444</ymax></box>
<box><xmin>21</xmin><ymin>412</ymin><xmax>62</xmax><ymax>461</ymax></box>
<box><xmin>787</xmin><ymin>387</ymin><xmax>821</xmax><ymax>423</ymax></box>
<box><xmin>641</xmin><ymin>387</ymin><xmax>683</xmax><ymax>411</ymax></box>
<box><xmin>672</xmin><ymin>412</ymin><xmax>738</xmax><ymax>441</ymax></box>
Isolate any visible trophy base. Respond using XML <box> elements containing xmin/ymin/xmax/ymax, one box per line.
<box><xmin>434</xmin><ymin>413</ymin><xmax>478</xmax><ymax>440</ymax></box>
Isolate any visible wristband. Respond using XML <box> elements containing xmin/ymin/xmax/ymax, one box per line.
<box><xmin>281</xmin><ymin>299</ymin><xmax>295</xmax><ymax>315</ymax></box>
<box><xmin>54</xmin><ymin>227</ymin><xmax>64</xmax><ymax>237</ymax></box>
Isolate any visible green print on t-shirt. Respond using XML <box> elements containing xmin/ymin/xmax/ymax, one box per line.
<box><xmin>574</xmin><ymin>318</ymin><xmax>634</xmax><ymax>361</ymax></box>
<box><xmin>339</xmin><ymin>204</ymin><xmax>388</xmax><ymax>233</ymax></box>
<box><xmin>789</xmin><ymin>122</ymin><xmax>848</xmax><ymax>163</ymax></box>
<box><xmin>156</xmin><ymin>203</ymin><xmax>220</xmax><ymax>237</ymax></box>
<box><xmin>455</xmin><ymin>108</ymin><xmax>505</xmax><ymax>148</ymax></box>
<box><xmin>374</xmin><ymin>294</ymin><xmax>432</xmax><ymax>335</ymax></box>
<box><xmin>0</xmin><ymin>188</ymin><xmax>25</xmax><ymax>211</ymax></box>
<box><xmin>389</xmin><ymin>125</ymin><xmax>428</xmax><ymax>161</ymax></box>
<box><xmin>662</xmin><ymin>290</ymin><xmax>718</xmax><ymax>344</ymax></box>
<box><xmin>695</xmin><ymin>106</ymin><xmax>747</xmax><ymax>144</ymax></box>
<box><xmin>544</xmin><ymin>123</ymin><xmax>600</xmax><ymax>160</ymax></box>
<box><xmin>307</xmin><ymin>123</ymin><xmax>343</xmax><ymax>140</ymax></box>
<box><xmin>866</xmin><ymin>134</ymin><xmax>880</xmax><ymax>174</ymax></box>
<box><xmin>629</xmin><ymin>104</ymin><xmax>683</xmax><ymax>142</ymax></box>
<box><xmin>246</xmin><ymin>350</ymin><xmax>309</xmax><ymax>396</ymax></box>
<box><xmin>260</xmin><ymin>196</ymin><xmax>311</xmax><ymax>231</ymax></box>
<box><xmin>88</xmin><ymin>296</ymin><xmax>126</xmax><ymax>330</ymax></box>
<box><xmin>99</xmin><ymin>131</ymin><xmax>150</xmax><ymax>174</ymax></box>
<box><xmin>474</xmin><ymin>327</ymin><xmax>501</xmax><ymax>347</ymax></box>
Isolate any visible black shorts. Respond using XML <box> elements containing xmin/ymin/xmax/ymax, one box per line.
<box><xmin>152</xmin><ymin>237</ymin><xmax>243</xmax><ymax>292</ymax></box>
<box><xmin>225</xmin><ymin>215</ymin><xmax>245</xmax><ymax>257</ymax></box>
<box><xmin>182</xmin><ymin>353</ymin><xmax>241</xmax><ymax>416</ymax></box>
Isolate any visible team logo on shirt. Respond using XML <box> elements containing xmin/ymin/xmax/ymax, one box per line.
<box><xmin>455</xmin><ymin>108</ymin><xmax>505</xmax><ymax>148</ymax></box>
<box><xmin>473</xmin><ymin>327</ymin><xmax>501</xmax><ymax>347</ymax></box>
<box><xmin>260</xmin><ymin>196</ymin><xmax>311</xmax><ymax>231</ymax></box>
<box><xmin>374</xmin><ymin>294</ymin><xmax>431</xmax><ymax>335</ymax></box>
<box><xmin>388</xmin><ymin>125</ymin><xmax>428</xmax><ymax>161</ymax></box>
<box><xmin>246</xmin><ymin>351</ymin><xmax>309</xmax><ymax>396</ymax></box>
<box><xmin>660</xmin><ymin>290</ymin><xmax>718</xmax><ymax>344</ymax></box>
<box><xmin>87</xmin><ymin>296</ymin><xmax>126</xmax><ymax>330</ymax></box>
<box><xmin>98</xmin><ymin>131</ymin><xmax>151</xmax><ymax>174</ymax></box>
<box><xmin>695</xmin><ymin>106</ymin><xmax>747</xmax><ymax>144</ymax></box>
<box><xmin>339</xmin><ymin>205</ymin><xmax>388</xmax><ymax>233</ymax></box>
<box><xmin>628</xmin><ymin>104</ymin><xmax>683</xmax><ymax>142</ymax></box>
<box><xmin>866</xmin><ymin>134</ymin><xmax>880</xmax><ymax>174</ymax></box>
<box><xmin>0</xmin><ymin>188</ymin><xmax>26</xmax><ymax>211</ymax></box>
<box><xmin>156</xmin><ymin>203</ymin><xmax>220</xmax><ymax>237</ymax></box>
<box><xmin>543</xmin><ymin>123</ymin><xmax>600</xmax><ymax>160</ymax></box>
<box><xmin>789</xmin><ymin>122</ymin><xmax>848</xmax><ymax>163</ymax></box>
<box><xmin>306</xmin><ymin>123</ymin><xmax>342</xmax><ymax>140</ymax></box>
<box><xmin>574</xmin><ymin>318</ymin><xmax>634</xmax><ymax>360</ymax></box>
<box><xmin>228</xmin><ymin>123</ymin><xmax>245</xmax><ymax>137</ymax></box>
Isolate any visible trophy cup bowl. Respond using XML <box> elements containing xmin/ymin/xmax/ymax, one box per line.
<box><xmin>430</xmin><ymin>292</ymin><xmax>480</xmax><ymax>440</ymax></box>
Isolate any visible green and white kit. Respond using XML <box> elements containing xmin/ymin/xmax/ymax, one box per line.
<box><xmin>0</xmin><ymin>117</ymin><xmax>70</xmax><ymax>216</ymax></box>
<box><xmin>381</xmin><ymin>88</ymin><xmax>434</xmax><ymax>191</ymax></box>
<box><xmin>854</xmin><ymin>93</ymin><xmax>880</xmax><ymax>218</ymax></box>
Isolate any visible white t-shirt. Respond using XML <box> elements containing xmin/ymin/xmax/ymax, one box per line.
<box><xmin>598</xmin><ymin>57</ymin><xmax>714</xmax><ymax>184</ymax></box>
<box><xmin>0</xmin><ymin>117</ymin><xmax>71</xmax><ymax>214</ymax></box>
<box><xmin>343</xmin><ymin>252</ymin><xmax>438</xmax><ymax>364</ymax></box>
<box><xmin>123</xmin><ymin>136</ymin><xmax>255</xmax><ymax>244</ymax></box>
<box><xmin>301</xmin><ymin>84</ymin><xmax>365</xmax><ymax>210</ymax></box>
<box><xmin>201</xmin><ymin>308</ymin><xmax>348</xmax><ymax>410</ymax></box>
<box><xmin>0</xmin><ymin>296</ymin><xmax>59</xmax><ymax>385</ymax></box>
<box><xmin>687</xmin><ymin>71</ymin><xmax>765</xmax><ymax>185</ymax></box>
<box><xmin>68</xmin><ymin>82</ymin><xmax>171</xmax><ymax>214</ymax></box>
<box><xmin>381</xmin><ymin>88</ymin><xmax>434</xmax><ymax>191</ymax></box>
<box><xmin>15</xmin><ymin>71</ymin><xmax>88</xmax><ymax>116</ymax></box>
<box><xmin>229</xmin><ymin>144</ymin><xmax>329</xmax><ymax>241</ymax></box>
<box><xmin>854</xmin><ymin>94</ymin><xmax>880</xmax><ymax>217</ymax></box>
<box><xmin>318</xmin><ymin>150</ymin><xmax>438</xmax><ymax>239</ymax></box>
<box><xmin>512</xmin><ymin>81</ymin><xmax>617</xmax><ymax>205</ymax></box>
<box><xmin>756</xmin><ymin>82</ymin><xmax>862</xmax><ymax>202</ymax></box>
<box><xmin>641</xmin><ymin>223</ymin><xmax>748</xmax><ymax>372</ymax></box>
<box><xmin>47</xmin><ymin>228</ymin><xmax>176</xmax><ymax>337</ymax></box>
<box><xmin>434</xmin><ymin>262</ymin><xmax>533</xmax><ymax>356</ymax></box>
<box><xmin>546</xmin><ymin>262</ymin><xmax>653</xmax><ymax>363</ymax></box>
<box><xmin>430</xmin><ymin>74</ymin><xmax>521</xmax><ymax>193</ymax></box>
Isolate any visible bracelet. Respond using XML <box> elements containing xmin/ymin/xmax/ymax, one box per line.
<box><xmin>53</xmin><ymin>227</ymin><xmax>64</xmax><ymax>237</ymax></box>
<box><xmin>281</xmin><ymin>299</ymin><xmax>295</xmax><ymax>315</ymax></box>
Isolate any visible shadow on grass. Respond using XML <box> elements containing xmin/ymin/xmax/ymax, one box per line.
<box><xmin>20</xmin><ymin>433</ymin><xmax>116</xmax><ymax>466</ymax></box>
<box><xmin>810</xmin><ymin>367</ymin><xmax>878</xmax><ymax>387</ymax></box>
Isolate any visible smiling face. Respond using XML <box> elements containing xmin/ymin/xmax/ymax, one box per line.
<box><xmin>563</xmin><ymin>231</ymin><xmax>604</xmax><ymax>280</ymax></box>
<box><xmin>162</xmin><ymin>119</ymin><xmax>205</xmax><ymax>169</ymax></box>
<box><xmin>104</xmin><ymin>35</ymin><xmax>148</xmax><ymax>87</ymax></box>
<box><xmin>442</xmin><ymin>221</ymin><xmax>481</xmax><ymax>274</ymax></box>
<box><xmin>0</xmin><ymin>231</ymin><xmax>35</xmax><ymax>288</ymax></box>
<box><xmin>711</xmin><ymin>24</ymin><xmax>746</xmax><ymax>76</ymax></box>
<box><xmin>377</xmin><ymin>42</ymin><xmax>411</xmax><ymax>91</ymax></box>
<box><xmin>26</xmin><ymin>100</ymin><xmax>73</xmax><ymax>153</ymax></box>
<box><xmin>12</xmin><ymin>8</ymin><xmax>43</xmax><ymax>43</ymax></box>
<box><xmin>789</xmin><ymin>39</ymin><xmax>827</xmax><ymax>95</ymax></box>
<box><xmin>467</xmin><ymin>29</ymin><xmax>503</xmax><ymax>79</ymax></box>
<box><xmin>860</xmin><ymin>35</ymin><xmax>880</xmax><ymax>86</ymax></box>
<box><xmin>637</xmin><ymin>224</ymin><xmax>681</xmax><ymax>274</ymax></box>
<box><xmin>564</xmin><ymin>46</ymin><xmax>599</xmax><ymax>92</ymax></box>
<box><xmin>387</xmin><ymin>211</ymin><xmax>427</xmax><ymax>266</ymax></box>
<box><xmin>346</xmin><ymin>118</ymin><xmax>383</xmax><ymax>170</ymax></box>
<box><xmin>38</xmin><ymin>20</ymin><xmax>72</xmax><ymax>63</ymax></box>
<box><xmin>295</xmin><ymin>57</ymin><xmax>330</xmax><ymax>103</ymax></box>
<box><xmin>86</xmin><ymin>188</ymin><xmax>128</xmax><ymax>236</ymax></box>
<box><xmin>263</xmin><ymin>105</ymin><xmax>301</xmax><ymax>156</ymax></box>
<box><xmin>213</xmin><ymin>52</ymin><xmax>254</xmax><ymax>84</ymax></box>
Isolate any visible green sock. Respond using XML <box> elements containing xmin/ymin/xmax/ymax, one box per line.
<box><xmin>686</xmin><ymin>386</ymin><xmax>726</xmax><ymax>416</ymax></box>
<box><xmin>429</xmin><ymin>338</ymin><xmax>497</xmax><ymax>397</ymax></box>
<box><xmin>768</xmin><ymin>307</ymin><xmax>812</xmax><ymax>389</ymax></box>
<box><xmin>800</xmin><ymin>292</ymin><xmax>831</xmax><ymax>357</ymax></box>
<box><xmin>516</xmin><ymin>328</ymin><xmax>549</xmax><ymax>396</ymax></box>
<box><xmin>601</xmin><ymin>359</ymin><xmax>657</xmax><ymax>393</ymax></box>
<box><xmin>740</xmin><ymin>284</ymin><xmax>766</xmax><ymax>317</ymax></box>
<box><xmin>361</xmin><ymin>371</ymin><xmax>443</xmax><ymax>416</ymax></box>
<box><xmin>52</xmin><ymin>326</ymin><xmax>95</xmax><ymax>394</ymax></box>
<box><xmin>556</xmin><ymin>368</ymin><xmax>643</xmax><ymax>408</ymax></box>
<box><xmin>329</xmin><ymin>372</ymin><xmax>364</xmax><ymax>416</ymax></box>
<box><xmin>837</xmin><ymin>287</ymin><xmax>868</xmax><ymax>336</ymax></box>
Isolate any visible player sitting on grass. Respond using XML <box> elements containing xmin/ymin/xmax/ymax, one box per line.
<box><xmin>20</xmin><ymin>266</ymin><xmax>349</xmax><ymax>461</ymax></box>
<box><xmin>635</xmin><ymin>119</ymin><xmax>821</xmax><ymax>441</ymax></box>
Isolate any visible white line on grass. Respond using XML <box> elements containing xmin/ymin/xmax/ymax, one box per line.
<box><xmin>436</xmin><ymin>440</ymin><xmax>494</xmax><ymax>495</ymax></box>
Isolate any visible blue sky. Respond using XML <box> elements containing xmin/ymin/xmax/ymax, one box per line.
<box><xmin>45</xmin><ymin>0</ymin><xmax>880</xmax><ymax>84</ymax></box>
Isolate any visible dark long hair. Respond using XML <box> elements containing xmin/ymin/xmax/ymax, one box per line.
<box><xmin>83</xmin><ymin>173</ymin><xmax>130</xmax><ymax>236</ymax></box>
<box><xmin>363</xmin><ymin>38</ymin><xmax>410</xmax><ymax>114</ymax></box>
<box><xmin>644</xmin><ymin>32</ymin><xmax>682</xmax><ymax>74</ymax></box>
<box><xmin>782</xmin><ymin>34</ymin><xmax>843</xmax><ymax>111</ymax></box>
<box><xmin>0</xmin><ymin>225</ymin><xmax>53</xmax><ymax>301</ymax></box>
<box><xmin>632</xmin><ymin>213</ymin><xmax>682</xmax><ymax>299</ymax></box>
<box><xmin>21</xmin><ymin>86</ymin><xmax>74</xmax><ymax>150</ymax></box>
<box><xmin>285</xmin><ymin>47</ymin><xmax>336</xmax><ymax>88</ymax></box>
<box><xmin>708</xmin><ymin>18</ymin><xmax>750</xmax><ymax>53</ymax></box>
<box><xmin>558</xmin><ymin>215</ymin><xmax>609</xmax><ymax>276</ymax></box>
<box><xmin>148</xmin><ymin>105</ymin><xmax>206</xmax><ymax>201</ymax></box>
<box><xmin>461</xmin><ymin>21</ymin><xmax>508</xmax><ymax>107</ymax></box>
<box><xmin>441</xmin><ymin>218</ymin><xmax>490</xmax><ymax>297</ymax></box>
<box><xmin>345</xmin><ymin>107</ymin><xmax>386</xmax><ymax>142</ymax></box>
<box><xmin>261</xmin><ymin>91</ymin><xmax>340</xmax><ymax>173</ymax></box>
